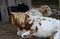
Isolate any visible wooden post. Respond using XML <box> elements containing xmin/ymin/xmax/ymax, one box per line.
<box><xmin>59</xmin><ymin>0</ymin><xmax>60</xmax><ymax>7</ymax></box>
<box><xmin>0</xmin><ymin>0</ymin><xmax>9</xmax><ymax>22</ymax></box>
<box><xmin>7</xmin><ymin>0</ymin><xmax>16</xmax><ymax>6</ymax></box>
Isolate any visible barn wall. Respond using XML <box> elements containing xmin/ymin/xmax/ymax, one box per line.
<box><xmin>0</xmin><ymin>8</ymin><xmax>1</xmax><ymax>21</ymax></box>
<box><xmin>32</xmin><ymin>0</ymin><xmax>59</xmax><ymax>5</ymax></box>
<box><xmin>0</xmin><ymin>0</ymin><xmax>16</xmax><ymax>22</ymax></box>
<box><xmin>7</xmin><ymin>0</ymin><xmax>16</xmax><ymax>6</ymax></box>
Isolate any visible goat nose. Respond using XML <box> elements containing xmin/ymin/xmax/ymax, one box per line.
<box><xmin>21</xmin><ymin>35</ymin><xmax>27</xmax><ymax>38</ymax></box>
<box><xmin>23</xmin><ymin>35</ymin><xmax>27</xmax><ymax>38</ymax></box>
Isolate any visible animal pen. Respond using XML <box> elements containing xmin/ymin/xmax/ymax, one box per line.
<box><xmin>0</xmin><ymin>0</ymin><xmax>60</xmax><ymax>39</ymax></box>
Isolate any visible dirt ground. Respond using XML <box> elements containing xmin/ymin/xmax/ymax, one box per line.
<box><xmin>0</xmin><ymin>22</ymin><xmax>19</xmax><ymax>39</ymax></box>
<box><xmin>0</xmin><ymin>22</ymin><xmax>48</xmax><ymax>39</ymax></box>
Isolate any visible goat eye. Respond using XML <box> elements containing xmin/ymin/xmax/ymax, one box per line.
<box><xmin>39</xmin><ymin>23</ymin><xmax>41</xmax><ymax>25</ymax></box>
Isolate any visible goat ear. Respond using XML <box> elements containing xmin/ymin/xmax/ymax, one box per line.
<box><xmin>26</xmin><ymin>14</ymin><xmax>30</xmax><ymax>18</ymax></box>
<box><xmin>25</xmin><ymin>14</ymin><xmax>30</xmax><ymax>22</ymax></box>
<box><xmin>43</xmin><ymin>9</ymin><xmax>47</xmax><ymax>14</ymax></box>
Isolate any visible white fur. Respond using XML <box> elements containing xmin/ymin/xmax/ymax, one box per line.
<box><xmin>54</xmin><ymin>31</ymin><xmax>60</xmax><ymax>39</ymax></box>
<box><xmin>39</xmin><ymin>5</ymin><xmax>52</xmax><ymax>16</ymax></box>
<box><xmin>26</xmin><ymin>5</ymin><xmax>52</xmax><ymax>17</ymax></box>
<box><xmin>30</xmin><ymin>17</ymin><xmax>60</xmax><ymax>39</ymax></box>
<box><xmin>17</xmin><ymin>16</ymin><xmax>60</xmax><ymax>39</ymax></box>
<box><xmin>21</xmin><ymin>31</ymin><xmax>30</xmax><ymax>38</ymax></box>
<box><xmin>26</xmin><ymin>8</ymin><xmax>43</xmax><ymax>17</ymax></box>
